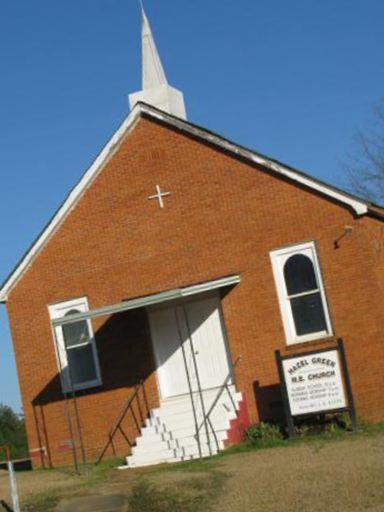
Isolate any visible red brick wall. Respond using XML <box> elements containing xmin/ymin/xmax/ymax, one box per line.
<box><xmin>6</xmin><ymin>116</ymin><xmax>384</xmax><ymax>467</ymax></box>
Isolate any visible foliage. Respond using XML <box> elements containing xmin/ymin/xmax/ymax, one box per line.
<box><xmin>294</xmin><ymin>412</ymin><xmax>353</xmax><ymax>437</ymax></box>
<box><xmin>346</xmin><ymin>100</ymin><xmax>384</xmax><ymax>204</ymax></box>
<box><xmin>0</xmin><ymin>404</ymin><xmax>28</xmax><ymax>460</ymax></box>
<box><xmin>246</xmin><ymin>422</ymin><xmax>284</xmax><ymax>445</ymax></box>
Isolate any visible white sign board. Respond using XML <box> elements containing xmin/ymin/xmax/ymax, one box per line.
<box><xmin>282</xmin><ymin>349</ymin><xmax>347</xmax><ymax>416</ymax></box>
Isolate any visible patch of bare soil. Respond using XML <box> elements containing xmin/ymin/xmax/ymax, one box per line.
<box><xmin>212</xmin><ymin>435</ymin><xmax>384</xmax><ymax>512</ymax></box>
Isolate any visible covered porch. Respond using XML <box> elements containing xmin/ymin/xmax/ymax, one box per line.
<box><xmin>50</xmin><ymin>275</ymin><xmax>249</xmax><ymax>469</ymax></box>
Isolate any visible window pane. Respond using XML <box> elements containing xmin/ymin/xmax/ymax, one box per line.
<box><xmin>290</xmin><ymin>292</ymin><xmax>327</xmax><ymax>336</ymax></box>
<box><xmin>67</xmin><ymin>345</ymin><xmax>97</xmax><ymax>385</ymax></box>
<box><xmin>62</xmin><ymin>309</ymin><xmax>89</xmax><ymax>348</ymax></box>
<box><xmin>284</xmin><ymin>254</ymin><xmax>317</xmax><ymax>295</ymax></box>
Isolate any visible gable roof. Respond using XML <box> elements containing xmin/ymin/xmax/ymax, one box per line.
<box><xmin>0</xmin><ymin>102</ymin><xmax>380</xmax><ymax>302</ymax></box>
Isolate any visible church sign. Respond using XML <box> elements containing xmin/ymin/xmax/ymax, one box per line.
<box><xmin>282</xmin><ymin>349</ymin><xmax>346</xmax><ymax>415</ymax></box>
<box><xmin>275</xmin><ymin>339</ymin><xmax>357</xmax><ymax>436</ymax></box>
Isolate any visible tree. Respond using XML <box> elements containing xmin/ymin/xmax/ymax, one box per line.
<box><xmin>0</xmin><ymin>404</ymin><xmax>28</xmax><ymax>460</ymax></box>
<box><xmin>346</xmin><ymin>101</ymin><xmax>384</xmax><ymax>205</ymax></box>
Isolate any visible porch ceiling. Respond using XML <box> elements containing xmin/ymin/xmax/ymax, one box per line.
<box><xmin>51</xmin><ymin>274</ymin><xmax>241</xmax><ymax>327</ymax></box>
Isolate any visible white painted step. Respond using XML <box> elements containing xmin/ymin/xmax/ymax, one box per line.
<box><xmin>133</xmin><ymin>433</ymin><xmax>225</xmax><ymax>455</ymax></box>
<box><xmin>136</xmin><ymin>428</ymin><xmax>228</xmax><ymax>449</ymax></box>
<box><xmin>154</xmin><ymin>390</ymin><xmax>241</xmax><ymax>411</ymax></box>
<box><xmin>150</xmin><ymin>403</ymin><xmax>239</xmax><ymax>423</ymax></box>
<box><xmin>146</xmin><ymin>408</ymin><xmax>237</xmax><ymax>431</ymax></box>
<box><xmin>142</xmin><ymin>421</ymin><xmax>232</xmax><ymax>440</ymax></box>
<box><xmin>126</xmin><ymin>443</ymin><xmax>219</xmax><ymax>468</ymax></box>
<box><xmin>123</xmin><ymin>388</ymin><xmax>243</xmax><ymax>469</ymax></box>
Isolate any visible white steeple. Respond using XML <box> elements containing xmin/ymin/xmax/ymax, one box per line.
<box><xmin>129</xmin><ymin>5</ymin><xmax>187</xmax><ymax>119</ymax></box>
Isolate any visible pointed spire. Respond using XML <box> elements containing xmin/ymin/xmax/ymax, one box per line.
<box><xmin>141</xmin><ymin>4</ymin><xmax>167</xmax><ymax>89</ymax></box>
<box><xmin>129</xmin><ymin>4</ymin><xmax>187</xmax><ymax>119</ymax></box>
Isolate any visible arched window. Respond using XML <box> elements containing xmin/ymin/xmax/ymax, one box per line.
<box><xmin>271</xmin><ymin>242</ymin><xmax>331</xmax><ymax>344</ymax></box>
<box><xmin>49</xmin><ymin>298</ymin><xmax>101</xmax><ymax>391</ymax></box>
<box><xmin>283</xmin><ymin>254</ymin><xmax>327</xmax><ymax>336</ymax></box>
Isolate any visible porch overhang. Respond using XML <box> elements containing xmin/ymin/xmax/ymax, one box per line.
<box><xmin>51</xmin><ymin>274</ymin><xmax>241</xmax><ymax>328</ymax></box>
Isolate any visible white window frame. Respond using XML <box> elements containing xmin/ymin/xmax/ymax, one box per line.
<box><xmin>48</xmin><ymin>297</ymin><xmax>102</xmax><ymax>392</ymax></box>
<box><xmin>270</xmin><ymin>241</ymin><xmax>333</xmax><ymax>345</ymax></box>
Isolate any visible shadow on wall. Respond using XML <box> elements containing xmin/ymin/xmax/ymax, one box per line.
<box><xmin>31</xmin><ymin>308</ymin><xmax>156</xmax><ymax>467</ymax></box>
<box><xmin>30</xmin><ymin>285</ymin><xmax>239</xmax><ymax>467</ymax></box>
<box><xmin>253</xmin><ymin>381</ymin><xmax>285</xmax><ymax>425</ymax></box>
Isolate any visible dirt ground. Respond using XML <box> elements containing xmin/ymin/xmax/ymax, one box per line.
<box><xmin>212</xmin><ymin>436</ymin><xmax>384</xmax><ymax>512</ymax></box>
<box><xmin>0</xmin><ymin>468</ymin><xmax>79</xmax><ymax>508</ymax></box>
<box><xmin>1</xmin><ymin>431</ymin><xmax>384</xmax><ymax>511</ymax></box>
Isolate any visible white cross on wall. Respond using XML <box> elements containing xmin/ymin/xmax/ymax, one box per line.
<box><xmin>148</xmin><ymin>185</ymin><xmax>171</xmax><ymax>208</ymax></box>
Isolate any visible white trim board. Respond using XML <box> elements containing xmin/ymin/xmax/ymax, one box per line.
<box><xmin>0</xmin><ymin>102</ymin><xmax>372</xmax><ymax>302</ymax></box>
<box><xmin>51</xmin><ymin>275</ymin><xmax>241</xmax><ymax>328</ymax></box>
<box><xmin>270</xmin><ymin>241</ymin><xmax>332</xmax><ymax>345</ymax></box>
<box><xmin>48</xmin><ymin>296</ymin><xmax>102</xmax><ymax>393</ymax></box>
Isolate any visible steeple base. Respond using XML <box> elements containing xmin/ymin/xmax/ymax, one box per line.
<box><xmin>129</xmin><ymin>84</ymin><xmax>187</xmax><ymax>120</ymax></box>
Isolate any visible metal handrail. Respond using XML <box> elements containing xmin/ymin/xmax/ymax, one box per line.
<box><xmin>195</xmin><ymin>356</ymin><xmax>241</xmax><ymax>451</ymax></box>
<box><xmin>95</xmin><ymin>380</ymin><xmax>148</xmax><ymax>465</ymax></box>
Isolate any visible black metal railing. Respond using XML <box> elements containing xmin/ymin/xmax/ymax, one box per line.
<box><xmin>96</xmin><ymin>380</ymin><xmax>149</xmax><ymax>465</ymax></box>
<box><xmin>195</xmin><ymin>356</ymin><xmax>241</xmax><ymax>452</ymax></box>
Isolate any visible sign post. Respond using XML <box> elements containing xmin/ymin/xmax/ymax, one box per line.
<box><xmin>275</xmin><ymin>339</ymin><xmax>357</xmax><ymax>437</ymax></box>
<box><xmin>8</xmin><ymin>459</ymin><xmax>21</xmax><ymax>512</ymax></box>
<box><xmin>0</xmin><ymin>446</ymin><xmax>20</xmax><ymax>512</ymax></box>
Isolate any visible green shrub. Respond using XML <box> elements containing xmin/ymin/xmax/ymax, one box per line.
<box><xmin>295</xmin><ymin>424</ymin><xmax>311</xmax><ymax>437</ymax></box>
<box><xmin>294</xmin><ymin>412</ymin><xmax>353</xmax><ymax>437</ymax></box>
<box><xmin>246</xmin><ymin>422</ymin><xmax>284</xmax><ymax>445</ymax></box>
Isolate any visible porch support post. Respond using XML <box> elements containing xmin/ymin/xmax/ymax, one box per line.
<box><xmin>173</xmin><ymin>309</ymin><xmax>202</xmax><ymax>460</ymax></box>
<box><xmin>52</xmin><ymin>327</ymin><xmax>79</xmax><ymax>473</ymax></box>
<box><xmin>52</xmin><ymin>323</ymin><xmax>88</xmax><ymax>469</ymax></box>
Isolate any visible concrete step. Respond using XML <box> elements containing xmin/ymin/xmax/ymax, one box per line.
<box><xmin>127</xmin><ymin>447</ymin><xmax>177</xmax><ymax>466</ymax></box>
<box><xmin>139</xmin><ymin>429</ymin><xmax>173</xmax><ymax>444</ymax></box>
<box><xmin>143</xmin><ymin>420</ymin><xmax>230</xmax><ymax>441</ymax></box>
<box><xmin>133</xmin><ymin>433</ymin><xmax>225</xmax><ymax>455</ymax></box>
<box><xmin>150</xmin><ymin>401</ymin><xmax>240</xmax><ymax>423</ymax></box>
<box><xmin>147</xmin><ymin>409</ymin><xmax>237</xmax><ymax>432</ymax></box>
<box><xmin>136</xmin><ymin>428</ymin><xmax>228</xmax><ymax>449</ymax></box>
<box><xmin>123</xmin><ymin>388</ymin><xmax>242</xmax><ymax>469</ymax></box>
<box><xmin>121</xmin><ymin>445</ymin><xmax>218</xmax><ymax>469</ymax></box>
<box><xmin>127</xmin><ymin>443</ymin><xmax>218</xmax><ymax>467</ymax></box>
<box><xmin>154</xmin><ymin>390</ymin><xmax>241</xmax><ymax>416</ymax></box>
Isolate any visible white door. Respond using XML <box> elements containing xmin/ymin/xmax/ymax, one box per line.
<box><xmin>148</xmin><ymin>295</ymin><xmax>232</xmax><ymax>399</ymax></box>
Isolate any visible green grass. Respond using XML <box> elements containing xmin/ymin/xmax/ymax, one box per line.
<box><xmin>129</xmin><ymin>469</ymin><xmax>227</xmax><ymax>512</ymax></box>
<box><xmin>22</xmin><ymin>491</ymin><xmax>61</xmax><ymax>512</ymax></box>
<box><xmin>49</xmin><ymin>457</ymin><xmax>125</xmax><ymax>486</ymax></box>
<box><xmin>147</xmin><ymin>421</ymin><xmax>384</xmax><ymax>467</ymax></box>
<box><xmin>77</xmin><ymin>457</ymin><xmax>125</xmax><ymax>486</ymax></box>
<box><xmin>18</xmin><ymin>423</ymin><xmax>384</xmax><ymax>512</ymax></box>
<box><xmin>20</xmin><ymin>458</ymin><xmax>125</xmax><ymax>512</ymax></box>
<box><xmin>159</xmin><ymin>457</ymin><xmax>219</xmax><ymax>474</ymax></box>
<box><xmin>220</xmin><ymin>421</ymin><xmax>384</xmax><ymax>456</ymax></box>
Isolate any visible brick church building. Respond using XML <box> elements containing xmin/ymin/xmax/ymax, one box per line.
<box><xmin>1</xmin><ymin>8</ymin><xmax>383</xmax><ymax>468</ymax></box>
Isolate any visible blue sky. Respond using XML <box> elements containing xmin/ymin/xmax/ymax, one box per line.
<box><xmin>0</xmin><ymin>0</ymin><xmax>383</xmax><ymax>412</ymax></box>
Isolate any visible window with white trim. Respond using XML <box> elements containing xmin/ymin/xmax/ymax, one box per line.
<box><xmin>49</xmin><ymin>298</ymin><xmax>102</xmax><ymax>392</ymax></box>
<box><xmin>270</xmin><ymin>241</ymin><xmax>332</xmax><ymax>345</ymax></box>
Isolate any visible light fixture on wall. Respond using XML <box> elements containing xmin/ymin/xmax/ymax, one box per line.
<box><xmin>334</xmin><ymin>225</ymin><xmax>353</xmax><ymax>249</ymax></box>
